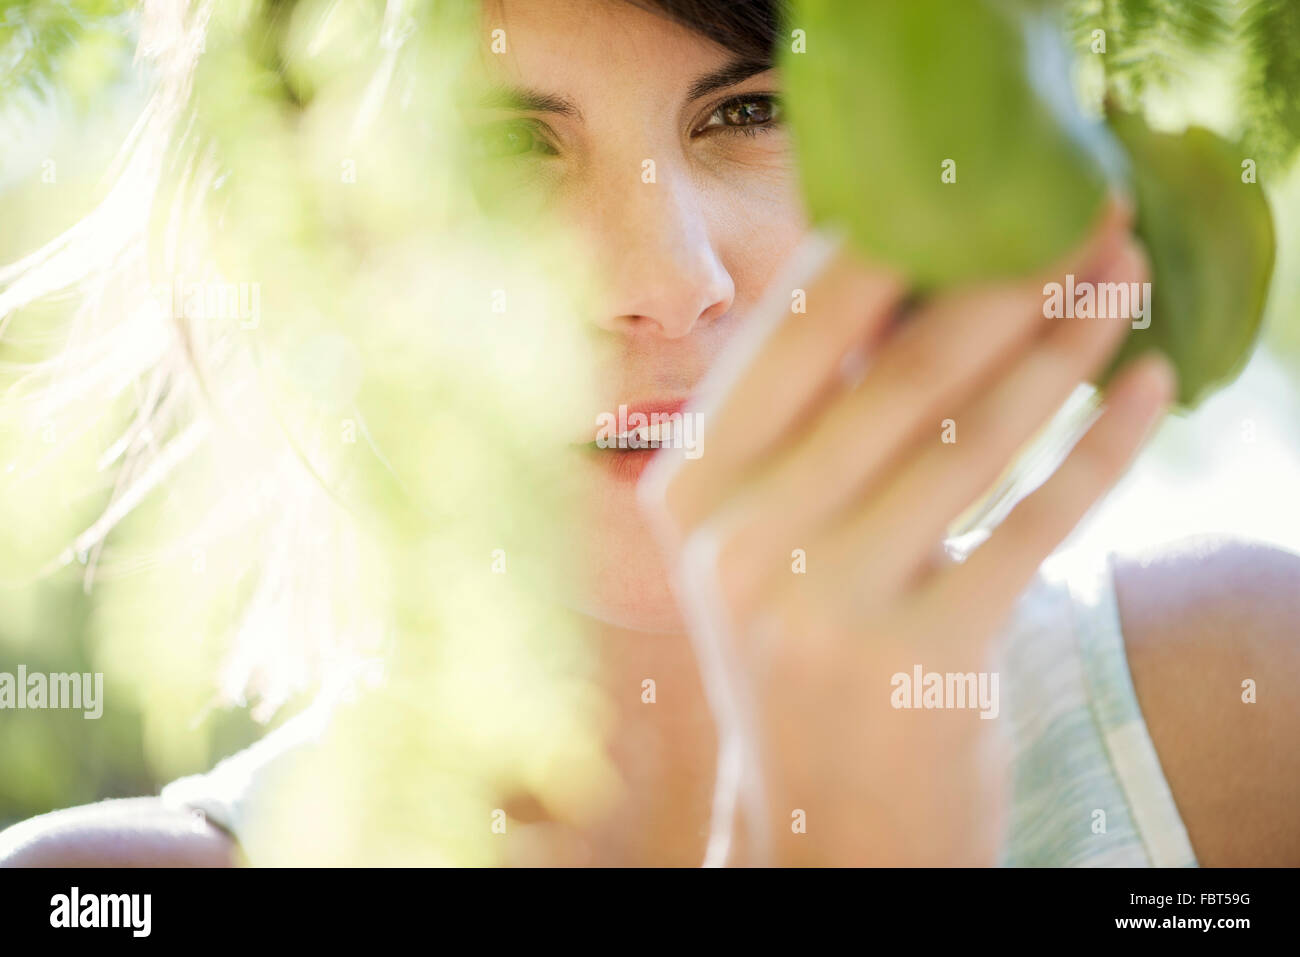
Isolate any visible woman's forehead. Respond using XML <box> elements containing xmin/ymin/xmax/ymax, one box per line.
<box><xmin>474</xmin><ymin>0</ymin><xmax>748</xmax><ymax>102</ymax></box>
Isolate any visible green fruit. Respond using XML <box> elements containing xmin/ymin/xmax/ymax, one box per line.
<box><xmin>783</xmin><ymin>0</ymin><xmax>1108</xmax><ymax>287</ymax></box>
<box><xmin>782</xmin><ymin>0</ymin><xmax>1275</xmax><ymax>408</ymax></box>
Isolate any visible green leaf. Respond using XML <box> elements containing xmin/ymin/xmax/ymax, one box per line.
<box><xmin>0</xmin><ymin>0</ymin><xmax>132</xmax><ymax>106</ymax></box>
<box><xmin>1102</xmin><ymin>111</ymin><xmax>1275</xmax><ymax>407</ymax></box>
<box><xmin>1237</xmin><ymin>0</ymin><xmax>1300</xmax><ymax>168</ymax></box>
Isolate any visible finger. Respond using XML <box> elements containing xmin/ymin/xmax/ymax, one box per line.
<box><xmin>824</xmin><ymin>235</ymin><xmax>1151</xmax><ymax>599</ymax></box>
<box><xmin>640</xmin><ymin>230</ymin><xmax>906</xmax><ymax>538</ymax></box>
<box><xmin>915</xmin><ymin>351</ymin><xmax>1175</xmax><ymax>641</ymax></box>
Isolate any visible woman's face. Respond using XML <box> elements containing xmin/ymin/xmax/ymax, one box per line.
<box><xmin>474</xmin><ymin>0</ymin><xmax>808</xmax><ymax>632</ymax></box>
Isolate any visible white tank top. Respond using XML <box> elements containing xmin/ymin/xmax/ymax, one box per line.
<box><xmin>995</xmin><ymin>547</ymin><xmax>1198</xmax><ymax>866</ymax></box>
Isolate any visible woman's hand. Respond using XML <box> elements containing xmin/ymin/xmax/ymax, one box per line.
<box><xmin>638</xmin><ymin>199</ymin><xmax>1175</xmax><ymax>866</ymax></box>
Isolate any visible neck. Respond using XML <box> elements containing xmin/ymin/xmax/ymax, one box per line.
<box><xmin>559</xmin><ymin>617</ymin><xmax>722</xmax><ymax>864</ymax></box>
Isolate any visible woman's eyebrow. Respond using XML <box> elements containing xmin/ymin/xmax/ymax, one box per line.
<box><xmin>685</xmin><ymin>56</ymin><xmax>773</xmax><ymax>102</ymax></box>
<box><xmin>475</xmin><ymin>84</ymin><xmax>582</xmax><ymax>119</ymax></box>
<box><xmin>470</xmin><ymin>55</ymin><xmax>771</xmax><ymax>119</ymax></box>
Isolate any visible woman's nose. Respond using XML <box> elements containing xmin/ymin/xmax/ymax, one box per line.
<box><xmin>586</xmin><ymin>167</ymin><xmax>735</xmax><ymax>340</ymax></box>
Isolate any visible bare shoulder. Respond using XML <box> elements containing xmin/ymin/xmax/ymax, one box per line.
<box><xmin>1112</xmin><ymin>534</ymin><xmax>1300</xmax><ymax>866</ymax></box>
<box><xmin>0</xmin><ymin>797</ymin><xmax>239</xmax><ymax>867</ymax></box>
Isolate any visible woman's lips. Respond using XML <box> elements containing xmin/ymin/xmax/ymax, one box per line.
<box><xmin>589</xmin><ymin>445</ymin><xmax>660</xmax><ymax>482</ymax></box>
<box><xmin>579</xmin><ymin>398</ymin><xmax>690</xmax><ymax>483</ymax></box>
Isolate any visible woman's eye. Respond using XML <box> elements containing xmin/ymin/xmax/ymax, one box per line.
<box><xmin>470</xmin><ymin>119</ymin><xmax>558</xmax><ymax>159</ymax></box>
<box><xmin>695</xmin><ymin>94</ymin><xmax>782</xmax><ymax>137</ymax></box>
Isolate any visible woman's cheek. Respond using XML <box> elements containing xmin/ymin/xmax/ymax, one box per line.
<box><xmin>709</xmin><ymin>170</ymin><xmax>810</xmax><ymax>315</ymax></box>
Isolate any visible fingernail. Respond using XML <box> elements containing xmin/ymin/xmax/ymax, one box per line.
<box><xmin>1136</xmin><ymin>350</ymin><xmax>1177</xmax><ymax>404</ymax></box>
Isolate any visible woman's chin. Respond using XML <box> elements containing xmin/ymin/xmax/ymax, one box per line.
<box><xmin>567</xmin><ymin>540</ymin><xmax>686</xmax><ymax>635</ymax></box>
<box><xmin>574</xmin><ymin>597</ymin><xmax>687</xmax><ymax>635</ymax></box>
<box><xmin>554</xmin><ymin>447</ymin><xmax>688</xmax><ymax>634</ymax></box>
<box><xmin>569</xmin><ymin>568</ymin><xmax>687</xmax><ymax>634</ymax></box>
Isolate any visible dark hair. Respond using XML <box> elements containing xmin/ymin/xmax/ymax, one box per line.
<box><xmin>632</xmin><ymin>0</ymin><xmax>780</xmax><ymax>63</ymax></box>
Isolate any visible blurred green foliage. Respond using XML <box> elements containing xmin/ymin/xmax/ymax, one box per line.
<box><xmin>1</xmin><ymin>0</ymin><xmax>612</xmax><ymax>864</ymax></box>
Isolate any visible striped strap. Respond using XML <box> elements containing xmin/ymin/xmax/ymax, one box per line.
<box><xmin>1068</xmin><ymin>550</ymin><xmax>1199</xmax><ymax>868</ymax></box>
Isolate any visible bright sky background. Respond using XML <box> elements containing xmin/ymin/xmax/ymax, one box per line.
<box><xmin>1068</xmin><ymin>344</ymin><xmax>1300</xmax><ymax>558</ymax></box>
